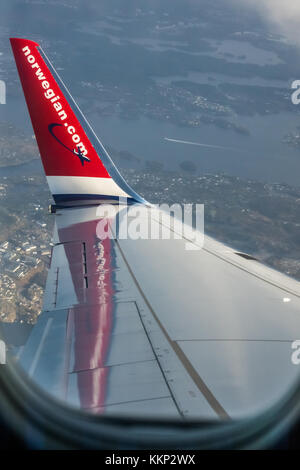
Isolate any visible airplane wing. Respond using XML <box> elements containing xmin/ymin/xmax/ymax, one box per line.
<box><xmin>9</xmin><ymin>38</ymin><xmax>300</xmax><ymax>421</ymax></box>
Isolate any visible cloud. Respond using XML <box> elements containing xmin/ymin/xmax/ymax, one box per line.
<box><xmin>232</xmin><ymin>1</ymin><xmax>300</xmax><ymax>45</ymax></box>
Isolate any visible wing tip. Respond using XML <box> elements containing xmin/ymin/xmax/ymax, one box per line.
<box><xmin>9</xmin><ymin>37</ymin><xmax>40</xmax><ymax>49</ymax></box>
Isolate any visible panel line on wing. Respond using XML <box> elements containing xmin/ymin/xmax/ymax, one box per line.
<box><xmin>133</xmin><ymin>301</ymin><xmax>184</xmax><ymax>419</ymax></box>
<box><xmin>68</xmin><ymin>358</ymin><xmax>156</xmax><ymax>374</ymax></box>
<box><xmin>82</xmin><ymin>395</ymin><xmax>173</xmax><ymax>410</ymax></box>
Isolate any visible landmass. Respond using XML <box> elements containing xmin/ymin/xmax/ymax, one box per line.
<box><xmin>0</xmin><ymin>122</ymin><xmax>39</xmax><ymax>167</ymax></box>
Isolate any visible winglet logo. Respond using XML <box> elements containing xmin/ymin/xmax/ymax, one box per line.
<box><xmin>22</xmin><ymin>44</ymin><xmax>89</xmax><ymax>159</ymax></box>
<box><xmin>48</xmin><ymin>123</ymin><xmax>90</xmax><ymax>166</ymax></box>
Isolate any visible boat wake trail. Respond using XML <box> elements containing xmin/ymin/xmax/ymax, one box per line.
<box><xmin>164</xmin><ymin>137</ymin><xmax>238</xmax><ymax>151</ymax></box>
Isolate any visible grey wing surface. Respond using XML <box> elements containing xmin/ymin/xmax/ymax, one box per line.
<box><xmin>18</xmin><ymin>205</ymin><xmax>300</xmax><ymax>420</ymax></box>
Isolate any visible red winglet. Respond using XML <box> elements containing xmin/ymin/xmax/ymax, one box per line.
<box><xmin>10</xmin><ymin>37</ymin><xmax>110</xmax><ymax>179</ymax></box>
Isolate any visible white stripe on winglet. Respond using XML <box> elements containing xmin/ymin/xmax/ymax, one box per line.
<box><xmin>47</xmin><ymin>176</ymin><xmax>129</xmax><ymax>197</ymax></box>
